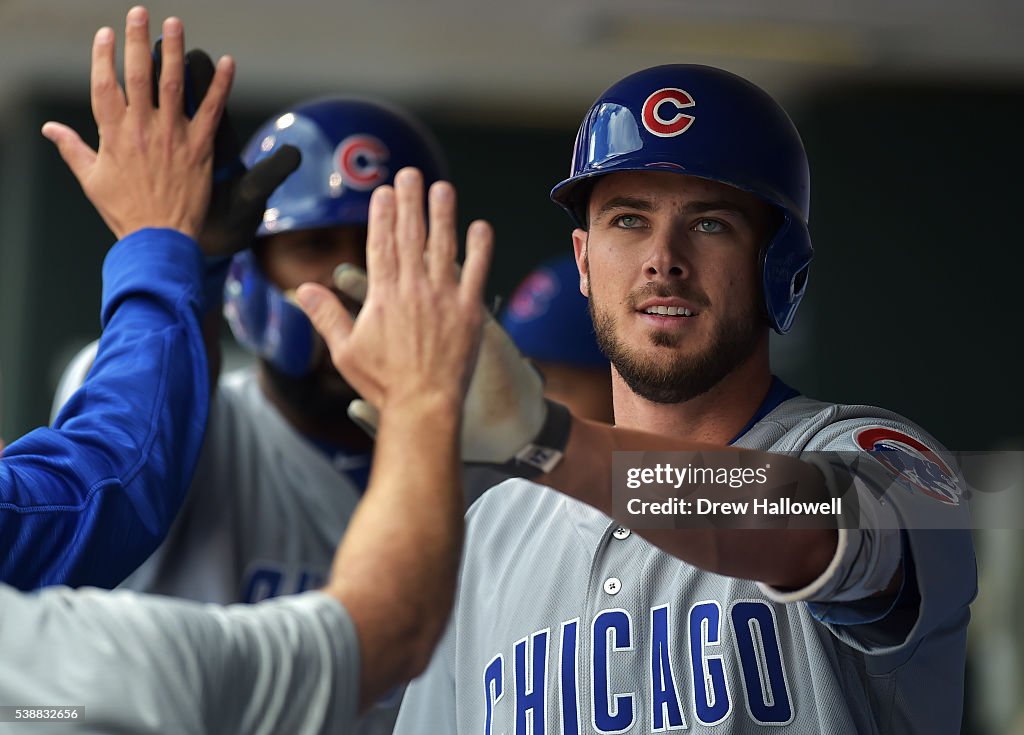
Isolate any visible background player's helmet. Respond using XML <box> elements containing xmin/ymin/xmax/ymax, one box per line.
<box><xmin>500</xmin><ymin>254</ymin><xmax>608</xmax><ymax>369</ymax></box>
<box><xmin>224</xmin><ymin>97</ymin><xmax>449</xmax><ymax>376</ymax></box>
<box><xmin>549</xmin><ymin>64</ymin><xmax>812</xmax><ymax>334</ymax></box>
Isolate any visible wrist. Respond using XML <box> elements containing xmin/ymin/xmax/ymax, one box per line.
<box><xmin>114</xmin><ymin>220</ymin><xmax>201</xmax><ymax>242</ymax></box>
<box><xmin>379</xmin><ymin>390</ymin><xmax>464</xmax><ymax>426</ymax></box>
<box><xmin>492</xmin><ymin>399</ymin><xmax>572</xmax><ymax>478</ymax></box>
<box><xmin>101</xmin><ymin>228</ymin><xmax>205</xmax><ymax>324</ymax></box>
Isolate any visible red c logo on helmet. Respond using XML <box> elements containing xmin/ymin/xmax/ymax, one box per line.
<box><xmin>335</xmin><ymin>135</ymin><xmax>390</xmax><ymax>191</ymax></box>
<box><xmin>641</xmin><ymin>88</ymin><xmax>696</xmax><ymax>138</ymax></box>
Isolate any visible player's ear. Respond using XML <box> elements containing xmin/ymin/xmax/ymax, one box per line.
<box><xmin>572</xmin><ymin>229</ymin><xmax>590</xmax><ymax>297</ymax></box>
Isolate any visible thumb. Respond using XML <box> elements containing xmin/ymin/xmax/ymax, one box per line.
<box><xmin>238</xmin><ymin>145</ymin><xmax>301</xmax><ymax>205</ymax></box>
<box><xmin>347</xmin><ymin>399</ymin><xmax>380</xmax><ymax>438</ymax></box>
<box><xmin>294</xmin><ymin>282</ymin><xmax>354</xmax><ymax>353</ymax></box>
<box><xmin>41</xmin><ymin>122</ymin><xmax>96</xmax><ymax>184</ymax></box>
<box><xmin>333</xmin><ymin>263</ymin><xmax>368</xmax><ymax>304</ymax></box>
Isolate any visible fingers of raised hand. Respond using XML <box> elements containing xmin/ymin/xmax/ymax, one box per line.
<box><xmin>156</xmin><ymin>17</ymin><xmax>185</xmax><ymax>120</ymax></box>
<box><xmin>460</xmin><ymin>219</ymin><xmax>494</xmax><ymax>307</ymax></box>
<box><xmin>295</xmin><ymin>283</ymin><xmax>355</xmax><ymax>363</ymax></box>
<box><xmin>426</xmin><ymin>181</ymin><xmax>459</xmax><ymax>286</ymax></box>
<box><xmin>90</xmin><ymin>27</ymin><xmax>123</xmax><ymax>126</ymax></box>
<box><xmin>365</xmin><ymin>185</ymin><xmax>398</xmax><ymax>290</ymax></box>
<box><xmin>393</xmin><ymin>167</ymin><xmax>427</xmax><ymax>275</ymax></box>
<box><xmin>40</xmin><ymin>123</ymin><xmax>96</xmax><ymax>183</ymax></box>
<box><xmin>123</xmin><ymin>6</ymin><xmax>154</xmax><ymax>113</ymax></box>
<box><xmin>189</xmin><ymin>54</ymin><xmax>234</xmax><ymax>145</ymax></box>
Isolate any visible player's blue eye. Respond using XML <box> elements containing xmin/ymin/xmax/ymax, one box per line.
<box><xmin>614</xmin><ymin>214</ymin><xmax>643</xmax><ymax>229</ymax></box>
<box><xmin>694</xmin><ymin>219</ymin><xmax>726</xmax><ymax>234</ymax></box>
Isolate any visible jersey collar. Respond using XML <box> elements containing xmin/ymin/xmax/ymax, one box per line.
<box><xmin>728</xmin><ymin>375</ymin><xmax>800</xmax><ymax>445</ymax></box>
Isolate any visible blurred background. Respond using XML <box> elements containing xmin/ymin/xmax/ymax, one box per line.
<box><xmin>0</xmin><ymin>0</ymin><xmax>1021</xmax><ymax>729</ymax></box>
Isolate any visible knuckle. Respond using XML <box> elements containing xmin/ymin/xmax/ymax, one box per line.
<box><xmin>125</xmin><ymin>70</ymin><xmax>149</xmax><ymax>90</ymax></box>
<box><xmin>92</xmin><ymin>76</ymin><xmax>117</xmax><ymax>96</ymax></box>
<box><xmin>160</xmin><ymin>78</ymin><xmax>184</xmax><ymax>98</ymax></box>
<box><xmin>130</xmin><ymin>127</ymin><xmax>150</xmax><ymax>151</ymax></box>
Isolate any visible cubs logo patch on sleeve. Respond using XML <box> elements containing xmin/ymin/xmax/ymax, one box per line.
<box><xmin>854</xmin><ymin>426</ymin><xmax>961</xmax><ymax>505</ymax></box>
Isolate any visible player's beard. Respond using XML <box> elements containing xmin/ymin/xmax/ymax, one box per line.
<box><xmin>589</xmin><ymin>281</ymin><xmax>762</xmax><ymax>405</ymax></box>
<box><xmin>259</xmin><ymin>348</ymin><xmax>360</xmax><ymax>424</ymax></box>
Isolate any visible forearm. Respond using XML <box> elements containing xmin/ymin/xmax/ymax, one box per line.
<box><xmin>0</xmin><ymin>585</ymin><xmax>357</xmax><ymax>734</ymax></box>
<box><xmin>325</xmin><ymin>393</ymin><xmax>464</xmax><ymax>710</ymax></box>
<box><xmin>542</xmin><ymin>415</ymin><xmax>837</xmax><ymax>588</ymax></box>
<box><xmin>0</xmin><ymin>229</ymin><xmax>209</xmax><ymax>589</ymax></box>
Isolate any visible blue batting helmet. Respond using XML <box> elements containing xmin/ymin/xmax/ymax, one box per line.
<box><xmin>224</xmin><ymin>97</ymin><xmax>449</xmax><ymax>375</ymax></box>
<box><xmin>500</xmin><ymin>255</ymin><xmax>608</xmax><ymax>369</ymax></box>
<box><xmin>549</xmin><ymin>64</ymin><xmax>812</xmax><ymax>334</ymax></box>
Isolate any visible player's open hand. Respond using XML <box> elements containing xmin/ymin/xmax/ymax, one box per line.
<box><xmin>332</xmin><ymin>264</ymin><xmax>556</xmax><ymax>469</ymax></box>
<box><xmin>296</xmin><ymin>167</ymin><xmax>493</xmax><ymax>414</ymax></box>
<box><xmin>40</xmin><ymin>6</ymin><xmax>234</xmax><ymax>241</ymax></box>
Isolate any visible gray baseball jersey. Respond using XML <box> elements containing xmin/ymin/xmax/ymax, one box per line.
<box><xmin>52</xmin><ymin>361</ymin><xmax>490</xmax><ymax>733</ymax></box>
<box><xmin>119</xmin><ymin>366</ymin><xmax>365</xmax><ymax>604</ymax></box>
<box><xmin>0</xmin><ymin>585</ymin><xmax>357</xmax><ymax>733</ymax></box>
<box><xmin>113</xmin><ymin>366</ymin><xmax>407</xmax><ymax>733</ymax></box>
<box><xmin>50</xmin><ymin>361</ymin><xmax>496</xmax><ymax>608</ymax></box>
<box><xmin>393</xmin><ymin>394</ymin><xmax>976</xmax><ymax>734</ymax></box>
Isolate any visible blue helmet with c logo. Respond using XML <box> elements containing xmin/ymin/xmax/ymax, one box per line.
<box><xmin>224</xmin><ymin>97</ymin><xmax>448</xmax><ymax>375</ymax></box>
<box><xmin>550</xmin><ymin>65</ymin><xmax>812</xmax><ymax>334</ymax></box>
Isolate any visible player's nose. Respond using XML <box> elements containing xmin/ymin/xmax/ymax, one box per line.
<box><xmin>641</xmin><ymin>227</ymin><xmax>690</xmax><ymax>280</ymax></box>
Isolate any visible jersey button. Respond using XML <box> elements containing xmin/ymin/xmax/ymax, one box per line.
<box><xmin>603</xmin><ymin>577</ymin><xmax>622</xmax><ymax>595</ymax></box>
<box><xmin>612</xmin><ymin>526</ymin><xmax>631</xmax><ymax>540</ymax></box>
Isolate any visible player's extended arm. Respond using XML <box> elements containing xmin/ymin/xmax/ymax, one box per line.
<box><xmin>334</xmin><ymin>273</ymin><xmax>838</xmax><ymax>592</ymax></box>
<box><xmin>0</xmin><ymin>8</ymin><xmax>233</xmax><ymax>590</ymax></box>
<box><xmin>298</xmin><ymin>168</ymin><xmax>493</xmax><ymax>708</ymax></box>
<box><xmin>545</xmin><ymin>418</ymin><xmax>839</xmax><ymax>590</ymax></box>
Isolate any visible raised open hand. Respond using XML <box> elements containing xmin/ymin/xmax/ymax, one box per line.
<box><xmin>41</xmin><ymin>6</ymin><xmax>234</xmax><ymax>240</ymax></box>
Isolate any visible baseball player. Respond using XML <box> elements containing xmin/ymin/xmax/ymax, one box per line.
<box><xmin>50</xmin><ymin>92</ymin><xmax>477</xmax><ymax>731</ymax></box>
<box><xmin>51</xmin><ymin>95</ymin><xmax>456</xmax><ymax>602</ymax></box>
<box><xmin>0</xmin><ymin>6</ymin><xmax>276</xmax><ymax>591</ymax></box>
<box><xmin>2</xmin><ymin>9</ymin><xmax>492</xmax><ymax>731</ymax></box>
<box><xmin>388</xmin><ymin>65</ymin><xmax>977</xmax><ymax>734</ymax></box>
<box><xmin>115</xmin><ymin>96</ymin><xmax>456</xmax><ymax>612</ymax></box>
<box><xmin>501</xmin><ymin>254</ymin><xmax>613</xmax><ymax>423</ymax></box>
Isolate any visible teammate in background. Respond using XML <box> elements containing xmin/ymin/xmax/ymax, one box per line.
<box><xmin>50</xmin><ymin>94</ymin><xmax>460</xmax><ymax>732</ymax></box>
<box><xmin>387</xmin><ymin>65</ymin><xmax>976</xmax><ymax>733</ymax></box>
<box><xmin>0</xmin><ymin>4</ymin><xmax>300</xmax><ymax>591</ymax></box>
<box><xmin>117</xmin><ymin>98</ymin><xmax>452</xmax><ymax>610</ymax></box>
<box><xmin>500</xmin><ymin>254</ymin><xmax>613</xmax><ymax>423</ymax></box>
<box><xmin>3</xmin><ymin>9</ymin><xmax>491</xmax><ymax>731</ymax></box>
<box><xmin>51</xmin><ymin>95</ymin><xmax>452</xmax><ymax>602</ymax></box>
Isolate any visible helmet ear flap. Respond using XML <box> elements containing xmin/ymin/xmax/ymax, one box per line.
<box><xmin>791</xmin><ymin>264</ymin><xmax>810</xmax><ymax>301</ymax></box>
<box><xmin>223</xmin><ymin>251</ymin><xmax>318</xmax><ymax>376</ymax></box>
<box><xmin>762</xmin><ymin>214</ymin><xmax>813</xmax><ymax>334</ymax></box>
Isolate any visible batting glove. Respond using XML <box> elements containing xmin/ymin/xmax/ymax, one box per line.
<box><xmin>335</xmin><ymin>264</ymin><xmax>571</xmax><ymax>478</ymax></box>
